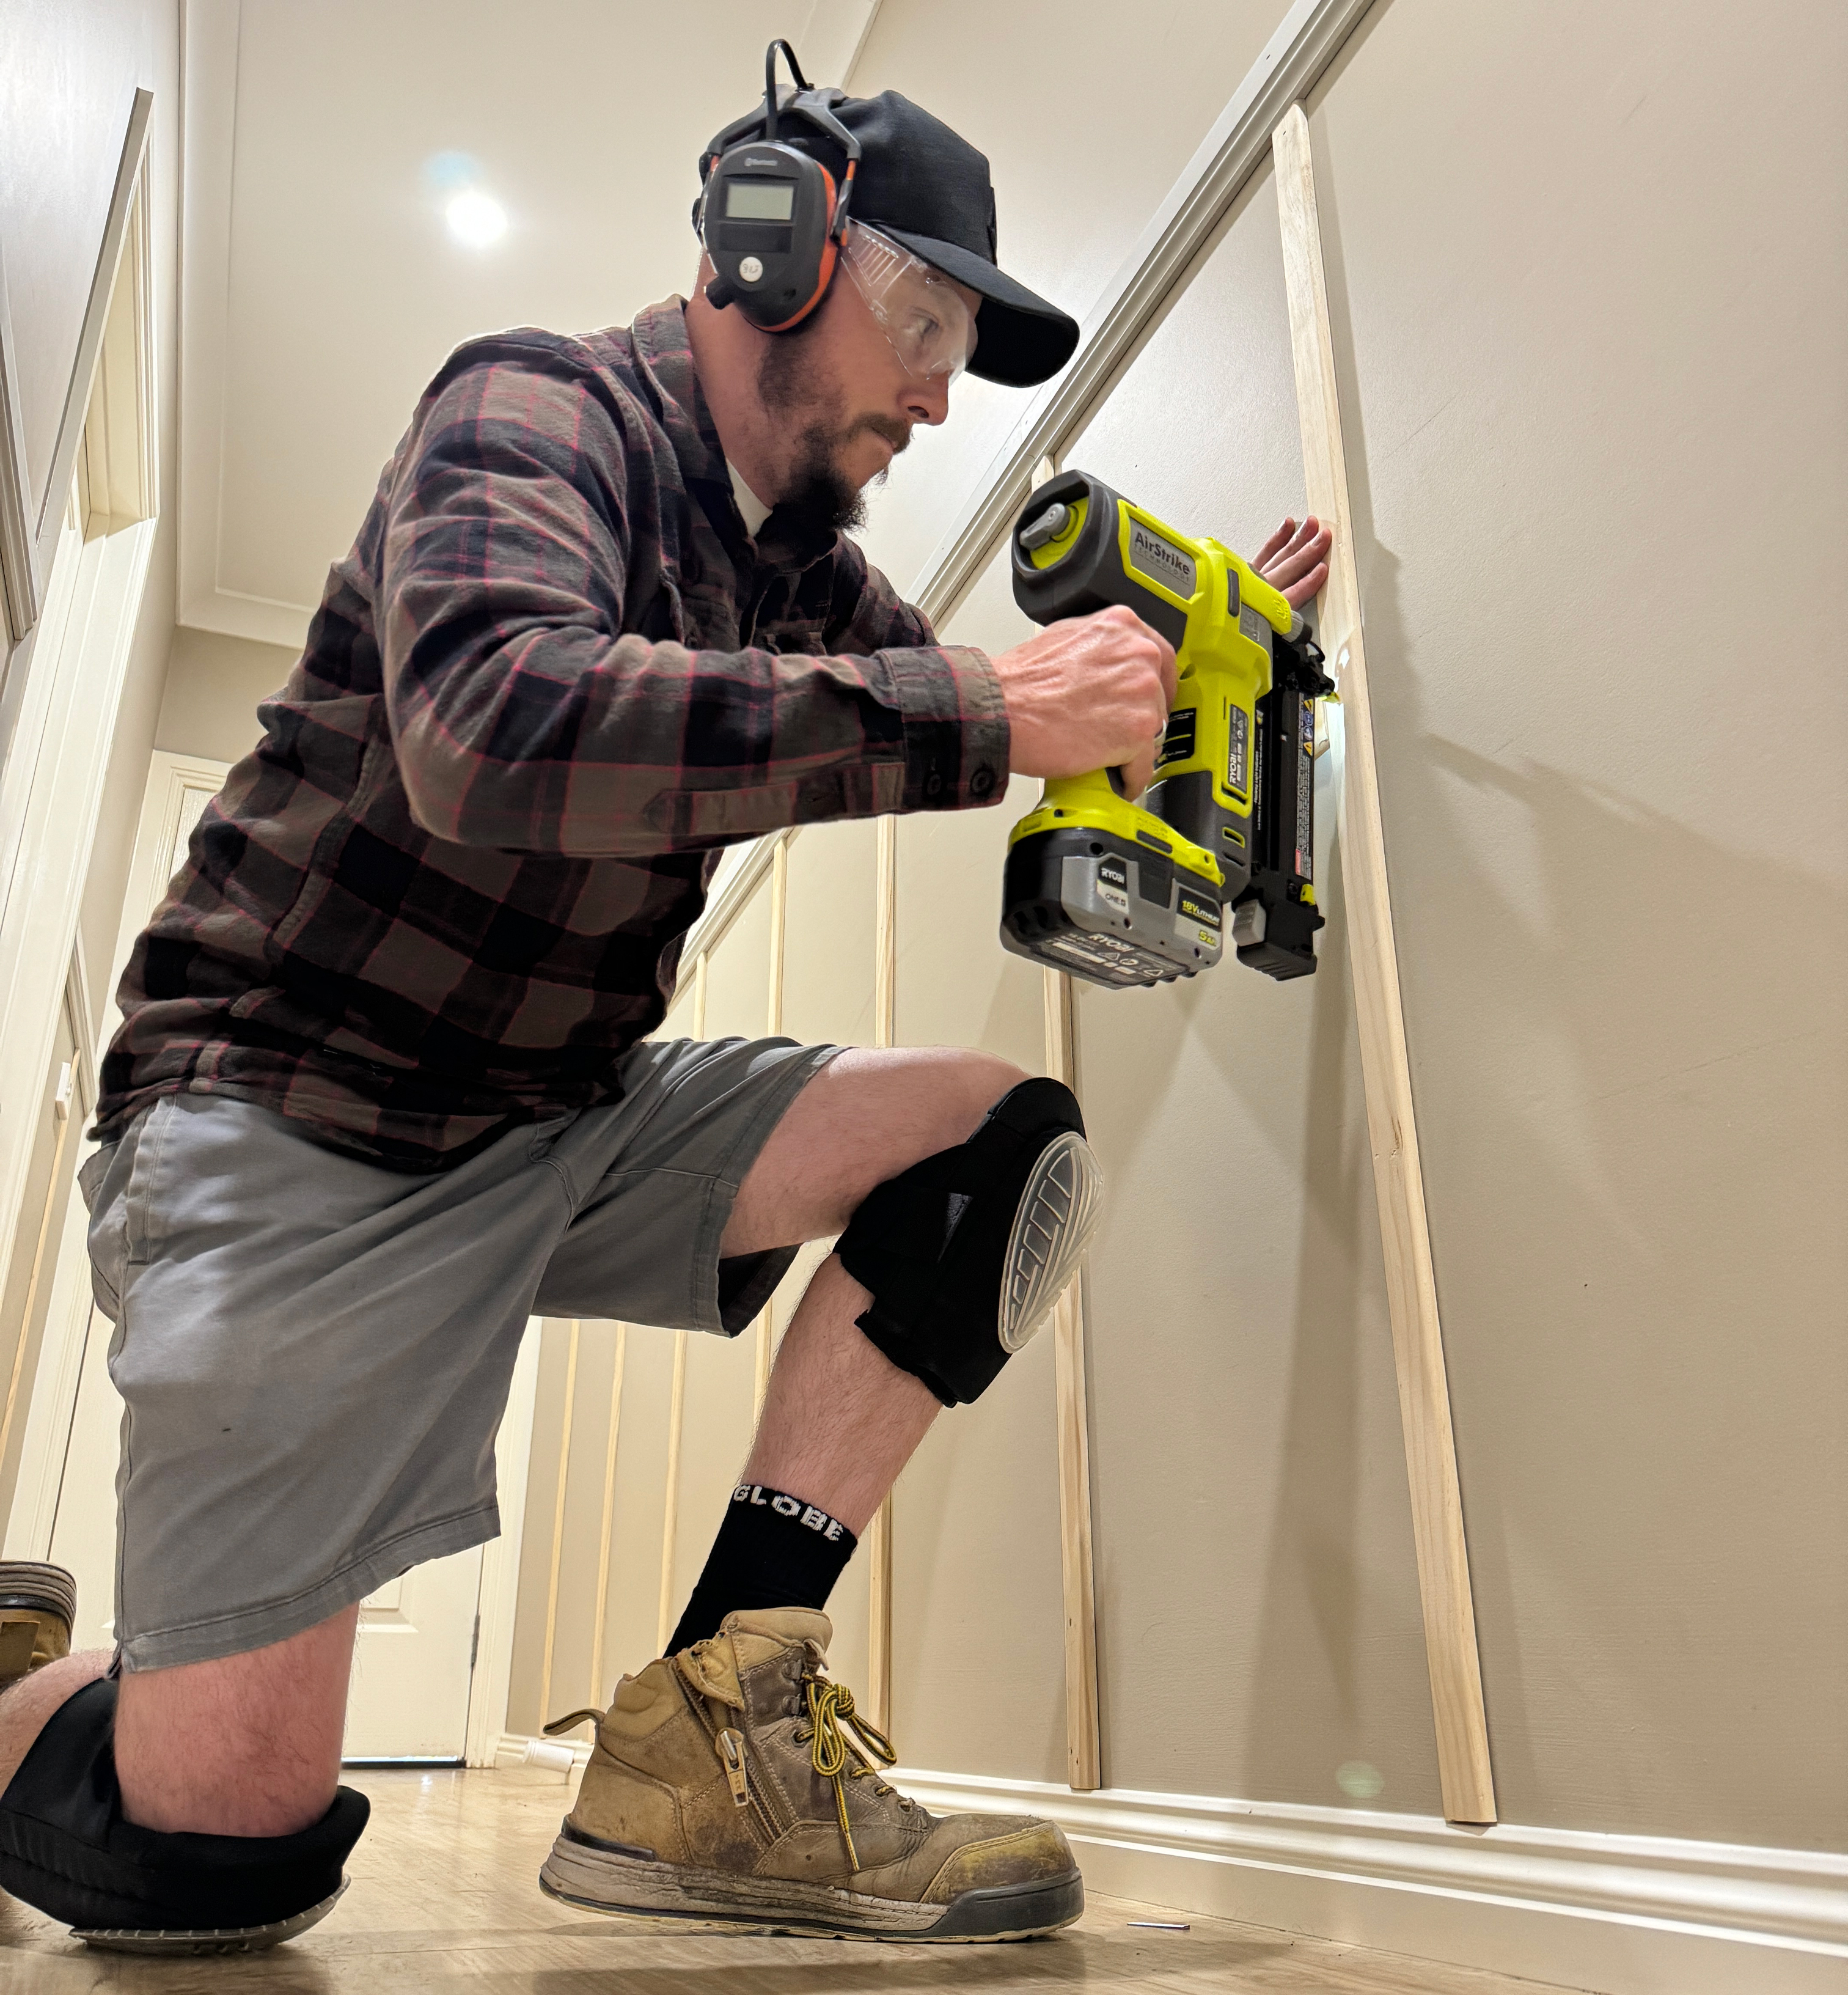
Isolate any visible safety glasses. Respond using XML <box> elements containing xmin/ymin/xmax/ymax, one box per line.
<box><xmin>838</xmin><ymin>222</ymin><xmax>978</xmax><ymax>384</ymax></box>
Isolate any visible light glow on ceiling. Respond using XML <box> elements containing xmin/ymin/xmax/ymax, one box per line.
<box><xmin>446</xmin><ymin>189</ymin><xmax>508</xmax><ymax>249</ymax></box>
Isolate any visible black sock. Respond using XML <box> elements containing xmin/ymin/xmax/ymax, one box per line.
<box><xmin>667</xmin><ymin>1483</ymin><xmax>858</xmax><ymax>1655</ymax></box>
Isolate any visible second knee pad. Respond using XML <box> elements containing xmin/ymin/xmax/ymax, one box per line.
<box><xmin>837</xmin><ymin>1078</ymin><xmax>1103</xmax><ymax>1406</ymax></box>
<box><xmin>0</xmin><ymin>1675</ymin><xmax>369</xmax><ymax>1953</ymax></box>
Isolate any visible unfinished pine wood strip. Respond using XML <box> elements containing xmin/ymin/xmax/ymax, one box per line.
<box><xmin>862</xmin><ymin>812</ymin><xmax>898</xmax><ymax>1732</ymax></box>
<box><xmin>755</xmin><ymin>839</ymin><xmax>790</xmax><ymax>1414</ymax></box>
<box><xmin>1043</xmin><ymin>964</ymin><xmax>1102</xmax><ymax>1791</ymax></box>
<box><xmin>1273</xmin><ymin>103</ymin><xmax>1495</xmax><ymax>1826</ymax></box>
<box><xmin>656</xmin><ymin>1329</ymin><xmax>689</xmax><ymax>1658</ymax></box>
<box><xmin>653</xmin><ymin>953</ymin><xmax>709</xmax><ymax>1658</ymax></box>
<box><xmin>587</xmin><ymin>1322</ymin><xmax>627</xmax><ymax>1707</ymax></box>
<box><xmin>537</xmin><ymin>1318</ymin><xmax>581</xmax><ymax>1727</ymax></box>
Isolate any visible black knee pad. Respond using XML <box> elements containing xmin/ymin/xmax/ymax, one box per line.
<box><xmin>837</xmin><ymin>1078</ymin><xmax>1104</xmax><ymax>1406</ymax></box>
<box><xmin>0</xmin><ymin>1676</ymin><xmax>369</xmax><ymax>1953</ymax></box>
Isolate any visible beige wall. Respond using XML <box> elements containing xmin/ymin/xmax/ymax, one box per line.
<box><xmin>154</xmin><ymin>625</ymin><xmax>298</xmax><ymax>766</ymax></box>
<box><xmin>510</xmin><ymin>0</ymin><xmax>1844</xmax><ymax>1862</ymax></box>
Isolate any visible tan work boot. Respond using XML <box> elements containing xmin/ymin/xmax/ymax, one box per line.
<box><xmin>540</xmin><ymin>1608</ymin><xmax>1082</xmax><ymax>1941</ymax></box>
<box><xmin>0</xmin><ymin>1563</ymin><xmax>75</xmax><ymax>1692</ymax></box>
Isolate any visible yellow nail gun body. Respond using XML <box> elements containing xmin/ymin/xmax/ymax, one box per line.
<box><xmin>1000</xmin><ymin>470</ymin><xmax>1333</xmax><ymax>989</ymax></box>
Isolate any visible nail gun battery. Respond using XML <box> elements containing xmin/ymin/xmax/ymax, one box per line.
<box><xmin>1000</xmin><ymin>825</ymin><xmax>1225</xmax><ymax>988</ymax></box>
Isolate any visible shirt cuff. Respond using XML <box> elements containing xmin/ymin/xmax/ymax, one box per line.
<box><xmin>876</xmin><ymin>643</ymin><xmax>1010</xmax><ymax>812</ymax></box>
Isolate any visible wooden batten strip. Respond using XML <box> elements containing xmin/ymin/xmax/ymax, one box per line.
<box><xmin>1043</xmin><ymin>966</ymin><xmax>1102</xmax><ymax>1791</ymax></box>
<box><xmin>755</xmin><ymin>839</ymin><xmax>790</xmax><ymax>1414</ymax></box>
<box><xmin>588</xmin><ymin>1321</ymin><xmax>627</xmax><ymax>1707</ymax></box>
<box><xmin>656</xmin><ymin>1329</ymin><xmax>689</xmax><ymax>1658</ymax></box>
<box><xmin>1273</xmin><ymin>104</ymin><xmax>1496</xmax><ymax>1825</ymax></box>
<box><xmin>863</xmin><ymin>814</ymin><xmax>898</xmax><ymax>1733</ymax></box>
<box><xmin>537</xmin><ymin>1318</ymin><xmax>581</xmax><ymax>1727</ymax></box>
<box><xmin>654</xmin><ymin>953</ymin><xmax>708</xmax><ymax>1658</ymax></box>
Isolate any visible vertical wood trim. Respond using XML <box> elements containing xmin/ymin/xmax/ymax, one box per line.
<box><xmin>873</xmin><ymin>815</ymin><xmax>897</xmax><ymax>1046</ymax></box>
<box><xmin>1043</xmin><ymin>966</ymin><xmax>1102</xmax><ymax>1790</ymax></box>
<box><xmin>588</xmin><ymin>1321</ymin><xmax>628</xmax><ymax>1707</ymax></box>
<box><xmin>1273</xmin><ymin>103</ymin><xmax>1496</xmax><ymax>1826</ymax></box>
<box><xmin>755</xmin><ymin>840</ymin><xmax>790</xmax><ymax>1413</ymax></box>
<box><xmin>654</xmin><ymin>953</ymin><xmax>707</xmax><ymax>1658</ymax></box>
<box><xmin>537</xmin><ymin>1318</ymin><xmax>582</xmax><ymax>1728</ymax></box>
<box><xmin>864</xmin><ymin>813</ymin><xmax>899</xmax><ymax>1730</ymax></box>
<box><xmin>656</xmin><ymin>1329</ymin><xmax>689</xmax><ymax>1656</ymax></box>
<box><xmin>464</xmin><ymin>1321</ymin><xmax>543</xmax><ymax>1766</ymax></box>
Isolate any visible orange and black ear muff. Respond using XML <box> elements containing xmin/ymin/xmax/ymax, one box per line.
<box><xmin>698</xmin><ymin>40</ymin><xmax>860</xmax><ymax>332</ymax></box>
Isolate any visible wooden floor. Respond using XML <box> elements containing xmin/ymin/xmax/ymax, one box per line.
<box><xmin>4</xmin><ymin>1764</ymin><xmax>1577</xmax><ymax>1993</ymax></box>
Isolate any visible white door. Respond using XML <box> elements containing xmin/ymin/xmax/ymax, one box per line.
<box><xmin>343</xmin><ymin>1549</ymin><xmax>485</xmax><ymax>1760</ymax></box>
<box><xmin>23</xmin><ymin>753</ymin><xmax>486</xmax><ymax>1759</ymax></box>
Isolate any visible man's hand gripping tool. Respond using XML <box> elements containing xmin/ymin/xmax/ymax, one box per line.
<box><xmin>999</xmin><ymin>470</ymin><xmax>1334</xmax><ymax>990</ymax></box>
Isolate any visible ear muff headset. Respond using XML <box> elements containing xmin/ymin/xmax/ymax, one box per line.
<box><xmin>695</xmin><ymin>40</ymin><xmax>860</xmax><ymax>332</ymax></box>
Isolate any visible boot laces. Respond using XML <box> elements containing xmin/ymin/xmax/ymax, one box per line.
<box><xmin>794</xmin><ymin>1669</ymin><xmax>901</xmax><ymax>1870</ymax></box>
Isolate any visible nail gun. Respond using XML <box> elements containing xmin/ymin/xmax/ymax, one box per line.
<box><xmin>999</xmin><ymin>470</ymin><xmax>1334</xmax><ymax>990</ymax></box>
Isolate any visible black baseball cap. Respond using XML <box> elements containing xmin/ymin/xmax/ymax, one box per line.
<box><xmin>698</xmin><ymin>89</ymin><xmax>1080</xmax><ymax>388</ymax></box>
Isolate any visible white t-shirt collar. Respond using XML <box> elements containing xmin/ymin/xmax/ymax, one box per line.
<box><xmin>728</xmin><ymin>461</ymin><xmax>772</xmax><ymax>538</ymax></box>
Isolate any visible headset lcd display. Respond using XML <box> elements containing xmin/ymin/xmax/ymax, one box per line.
<box><xmin>725</xmin><ymin>180</ymin><xmax>795</xmax><ymax>221</ymax></box>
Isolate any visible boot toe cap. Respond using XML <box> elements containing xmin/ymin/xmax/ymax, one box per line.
<box><xmin>920</xmin><ymin>1817</ymin><xmax>1076</xmax><ymax>1905</ymax></box>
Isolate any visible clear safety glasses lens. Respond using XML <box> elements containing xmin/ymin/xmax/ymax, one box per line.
<box><xmin>840</xmin><ymin>222</ymin><xmax>977</xmax><ymax>384</ymax></box>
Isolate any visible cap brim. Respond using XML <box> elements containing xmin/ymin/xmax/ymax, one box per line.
<box><xmin>874</xmin><ymin>227</ymin><xmax>1079</xmax><ymax>389</ymax></box>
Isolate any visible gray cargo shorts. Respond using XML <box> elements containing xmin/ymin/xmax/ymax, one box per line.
<box><xmin>78</xmin><ymin>1034</ymin><xmax>839</xmax><ymax>1672</ymax></box>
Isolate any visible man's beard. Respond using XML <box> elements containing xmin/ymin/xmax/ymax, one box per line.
<box><xmin>757</xmin><ymin>331</ymin><xmax>909</xmax><ymax>534</ymax></box>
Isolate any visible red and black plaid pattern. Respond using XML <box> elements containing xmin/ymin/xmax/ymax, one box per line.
<box><xmin>96</xmin><ymin>302</ymin><xmax>1008</xmax><ymax>1169</ymax></box>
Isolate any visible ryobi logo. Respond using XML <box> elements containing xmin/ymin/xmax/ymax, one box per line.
<box><xmin>1126</xmin><ymin>520</ymin><xmax>1197</xmax><ymax>600</ymax></box>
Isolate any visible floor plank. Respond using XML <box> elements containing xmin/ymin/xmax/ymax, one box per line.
<box><xmin>2</xmin><ymin>1765</ymin><xmax>1579</xmax><ymax>1991</ymax></box>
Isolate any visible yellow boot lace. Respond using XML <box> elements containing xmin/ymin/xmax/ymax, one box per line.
<box><xmin>794</xmin><ymin>1672</ymin><xmax>901</xmax><ymax>1872</ymax></box>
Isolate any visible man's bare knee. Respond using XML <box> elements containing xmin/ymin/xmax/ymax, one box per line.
<box><xmin>728</xmin><ymin>1048</ymin><xmax>1030</xmax><ymax>1252</ymax></box>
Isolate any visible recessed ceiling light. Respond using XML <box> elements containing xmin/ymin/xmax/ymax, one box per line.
<box><xmin>446</xmin><ymin>189</ymin><xmax>508</xmax><ymax>249</ymax></box>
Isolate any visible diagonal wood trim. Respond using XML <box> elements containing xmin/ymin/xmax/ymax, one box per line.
<box><xmin>909</xmin><ymin>0</ymin><xmax>1377</xmax><ymax>626</ymax></box>
<box><xmin>32</xmin><ymin>88</ymin><xmax>155</xmax><ymax>554</ymax></box>
<box><xmin>0</xmin><ymin>238</ymin><xmax>39</xmax><ymax>645</ymax></box>
<box><xmin>1272</xmin><ymin>105</ymin><xmax>1494</xmax><ymax>1826</ymax></box>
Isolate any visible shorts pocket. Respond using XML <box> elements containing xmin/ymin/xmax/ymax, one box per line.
<box><xmin>122</xmin><ymin>1095</ymin><xmax>180</xmax><ymax>1266</ymax></box>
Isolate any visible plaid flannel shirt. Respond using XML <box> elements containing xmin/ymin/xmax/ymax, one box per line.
<box><xmin>95</xmin><ymin>301</ymin><xmax>1008</xmax><ymax>1169</ymax></box>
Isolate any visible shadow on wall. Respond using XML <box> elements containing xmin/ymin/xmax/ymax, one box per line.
<box><xmin>1315</xmin><ymin>377</ymin><xmax>1847</xmax><ymax>1839</ymax></box>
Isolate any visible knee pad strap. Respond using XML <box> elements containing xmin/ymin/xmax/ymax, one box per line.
<box><xmin>0</xmin><ymin>1677</ymin><xmax>369</xmax><ymax>1946</ymax></box>
<box><xmin>837</xmin><ymin>1078</ymin><xmax>1103</xmax><ymax>1406</ymax></box>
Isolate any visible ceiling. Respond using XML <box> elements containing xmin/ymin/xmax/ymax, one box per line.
<box><xmin>176</xmin><ymin>0</ymin><xmax>877</xmax><ymax>647</ymax></box>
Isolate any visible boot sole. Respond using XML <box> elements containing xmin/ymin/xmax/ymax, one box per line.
<box><xmin>540</xmin><ymin>1832</ymin><xmax>1083</xmax><ymax>1942</ymax></box>
<box><xmin>998</xmin><ymin>1130</ymin><xmax>1103</xmax><ymax>1355</ymax></box>
<box><xmin>72</xmin><ymin>1881</ymin><xmax>347</xmax><ymax>1955</ymax></box>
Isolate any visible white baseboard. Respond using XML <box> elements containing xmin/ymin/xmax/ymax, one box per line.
<box><xmin>892</xmin><ymin>1768</ymin><xmax>1847</xmax><ymax>1995</ymax></box>
<box><xmin>491</xmin><ymin>1734</ymin><xmax>1846</xmax><ymax>1995</ymax></box>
